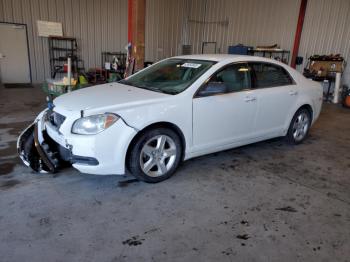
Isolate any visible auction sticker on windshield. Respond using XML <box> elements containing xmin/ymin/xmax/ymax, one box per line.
<box><xmin>181</xmin><ymin>63</ymin><xmax>202</xmax><ymax>69</ymax></box>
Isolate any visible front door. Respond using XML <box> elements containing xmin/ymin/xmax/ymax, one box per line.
<box><xmin>0</xmin><ymin>23</ymin><xmax>31</xmax><ymax>84</ymax></box>
<box><xmin>192</xmin><ymin>63</ymin><xmax>257</xmax><ymax>153</ymax></box>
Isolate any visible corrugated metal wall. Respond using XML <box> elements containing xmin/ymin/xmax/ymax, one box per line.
<box><xmin>145</xmin><ymin>0</ymin><xmax>350</xmax><ymax>86</ymax></box>
<box><xmin>145</xmin><ymin>0</ymin><xmax>187</xmax><ymax>62</ymax></box>
<box><xmin>145</xmin><ymin>0</ymin><xmax>301</xmax><ymax>61</ymax></box>
<box><xmin>189</xmin><ymin>0</ymin><xmax>301</xmax><ymax>55</ymax></box>
<box><xmin>1</xmin><ymin>0</ymin><xmax>350</xmax><ymax>85</ymax></box>
<box><xmin>298</xmin><ymin>0</ymin><xmax>350</xmax><ymax>86</ymax></box>
<box><xmin>0</xmin><ymin>0</ymin><xmax>127</xmax><ymax>83</ymax></box>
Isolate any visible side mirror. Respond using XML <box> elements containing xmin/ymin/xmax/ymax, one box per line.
<box><xmin>197</xmin><ymin>82</ymin><xmax>228</xmax><ymax>97</ymax></box>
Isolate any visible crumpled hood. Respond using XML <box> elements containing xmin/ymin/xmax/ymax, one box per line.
<box><xmin>53</xmin><ymin>82</ymin><xmax>169</xmax><ymax>112</ymax></box>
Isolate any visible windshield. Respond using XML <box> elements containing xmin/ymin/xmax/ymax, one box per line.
<box><xmin>119</xmin><ymin>59</ymin><xmax>216</xmax><ymax>95</ymax></box>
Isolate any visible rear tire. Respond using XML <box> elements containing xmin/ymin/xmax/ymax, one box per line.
<box><xmin>127</xmin><ymin>128</ymin><xmax>182</xmax><ymax>183</ymax></box>
<box><xmin>286</xmin><ymin>108</ymin><xmax>311</xmax><ymax>144</ymax></box>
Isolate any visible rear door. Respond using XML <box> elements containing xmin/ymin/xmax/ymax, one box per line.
<box><xmin>249</xmin><ymin>62</ymin><xmax>297</xmax><ymax>136</ymax></box>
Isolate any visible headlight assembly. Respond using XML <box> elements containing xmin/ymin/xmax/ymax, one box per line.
<box><xmin>72</xmin><ymin>113</ymin><xmax>119</xmax><ymax>135</ymax></box>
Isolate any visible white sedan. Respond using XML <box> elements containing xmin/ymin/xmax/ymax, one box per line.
<box><xmin>18</xmin><ymin>54</ymin><xmax>323</xmax><ymax>183</ymax></box>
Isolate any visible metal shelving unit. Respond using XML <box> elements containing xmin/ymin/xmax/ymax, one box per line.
<box><xmin>248</xmin><ymin>49</ymin><xmax>290</xmax><ymax>64</ymax></box>
<box><xmin>101</xmin><ymin>52</ymin><xmax>126</xmax><ymax>72</ymax></box>
<box><xmin>48</xmin><ymin>36</ymin><xmax>83</xmax><ymax>78</ymax></box>
<box><xmin>100</xmin><ymin>52</ymin><xmax>127</xmax><ymax>81</ymax></box>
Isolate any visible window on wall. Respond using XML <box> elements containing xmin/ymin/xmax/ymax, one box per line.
<box><xmin>209</xmin><ymin>63</ymin><xmax>251</xmax><ymax>92</ymax></box>
<box><xmin>250</xmin><ymin>63</ymin><xmax>294</xmax><ymax>88</ymax></box>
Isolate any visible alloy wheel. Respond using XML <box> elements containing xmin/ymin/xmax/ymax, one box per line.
<box><xmin>292</xmin><ymin>112</ymin><xmax>309</xmax><ymax>142</ymax></box>
<box><xmin>139</xmin><ymin>135</ymin><xmax>177</xmax><ymax>177</ymax></box>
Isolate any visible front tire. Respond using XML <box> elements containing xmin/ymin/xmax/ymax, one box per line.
<box><xmin>286</xmin><ymin>108</ymin><xmax>311</xmax><ymax>144</ymax></box>
<box><xmin>127</xmin><ymin>128</ymin><xmax>182</xmax><ymax>183</ymax></box>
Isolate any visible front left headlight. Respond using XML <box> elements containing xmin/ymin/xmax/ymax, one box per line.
<box><xmin>72</xmin><ymin>113</ymin><xmax>119</xmax><ymax>135</ymax></box>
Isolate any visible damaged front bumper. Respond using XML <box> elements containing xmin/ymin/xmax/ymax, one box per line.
<box><xmin>18</xmin><ymin>121</ymin><xmax>100</xmax><ymax>173</ymax></box>
<box><xmin>17</xmin><ymin>109</ymin><xmax>137</xmax><ymax>175</ymax></box>
<box><xmin>17</xmin><ymin>121</ymin><xmax>58</xmax><ymax>173</ymax></box>
<box><xmin>18</xmin><ymin>116</ymin><xmax>73</xmax><ymax>174</ymax></box>
<box><xmin>17</xmin><ymin>108</ymin><xmax>98</xmax><ymax>173</ymax></box>
<box><xmin>18</xmin><ymin>122</ymin><xmax>101</xmax><ymax>174</ymax></box>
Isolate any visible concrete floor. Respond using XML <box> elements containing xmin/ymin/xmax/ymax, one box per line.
<box><xmin>0</xmin><ymin>85</ymin><xmax>349</xmax><ymax>262</ymax></box>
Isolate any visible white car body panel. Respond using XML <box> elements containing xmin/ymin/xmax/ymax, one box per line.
<box><xmin>253</xmin><ymin>84</ymin><xmax>298</xmax><ymax>137</ymax></box>
<box><xmin>192</xmin><ymin>89</ymin><xmax>258</xmax><ymax>153</ymax></box>
<box><xmin>32</xmin><ymin>54</ymin><xmax>322</xmax><ymax>175</ymax></box>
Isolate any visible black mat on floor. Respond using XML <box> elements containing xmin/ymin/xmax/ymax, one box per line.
<box><xmin>3</xmin><ymin>83</ymin><xmax>33</xmax><ymax>88</ymax></box>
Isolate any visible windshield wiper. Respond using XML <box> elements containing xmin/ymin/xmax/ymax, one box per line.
<box><xmin>144</xmin><ymin>87</ymin><xmax>176</xmax><ymax>95</ymax></box>
<box><xmin>162</xmin><ymin>90</ymin><xmax>178</xmax><ymax>95</ymax></box>
<box><xmin>119</xmin><ymin>81</ymin><xmax>145</xmax><ymax>89</ymax></box>
<box><xmin>119</xmin><ymin>79</ymin><xmax>127</xmax><ymax>84</ymax></box>
<box><xmin>119</xmin><ymin>81</ymin><xmax>176</xmax><ymax>95</ymax></box>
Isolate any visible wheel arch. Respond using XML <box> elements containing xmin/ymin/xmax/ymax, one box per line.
<box><xmin>125</xmin><ymin>121</ymin><xmax>187</xmax><ymax>169</ymax></box>
<box><xmin>297</xmin><ymin>104</ymin><xmax>314</xmax><ymax>122</ymax></box>
<box><xmin>284</xmin><ymin>103</ymin><xmax>314</xmax><ymax>136</ymax></box>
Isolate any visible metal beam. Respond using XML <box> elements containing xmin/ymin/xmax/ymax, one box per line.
<box><xmin>128</xmin><ymin>0</ymin><xmax>133</xmax><ymax>43</ymax></box>
<box><xmin>291</xmin><ymin>0</ymin><xmax>308</xmax><ymax>68</ymax></box>
<box><xmin>128</xmin><ymin>0</ymin><xmax>145</xmax><ymax>71</ymax></box>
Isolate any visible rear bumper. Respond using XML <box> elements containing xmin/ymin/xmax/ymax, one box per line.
<box><xmin>17</xmin><ymin>110</ymin><xmax>137</xmax><ymax>175</ymax></box>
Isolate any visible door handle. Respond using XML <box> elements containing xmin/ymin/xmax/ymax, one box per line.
<box><xmin>244</xmin><ymin>96</ymin><xmax>257</xmax><ymax>102</ymax></box>
<box><xmin>289</xmin><ymin>90</ymin><xmax>298</xmax><ymax>96</ymax></box>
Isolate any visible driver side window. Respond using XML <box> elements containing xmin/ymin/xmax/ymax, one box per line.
<box><xmin>210</xmin><ymin>63</ymin><xmax>251</xmax><ymax>92</ymax></box>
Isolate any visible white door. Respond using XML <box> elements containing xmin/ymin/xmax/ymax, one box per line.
<box><xmin>192</xmin><ymin>63</ymin><xmax>257</xmax><ymax>153</ymax></box>
<box><xmin>0</xmin><ymin>23</ymin><xmax>31</xmax><ymax>83</ymax></box>
<box><xmin>249</xmin><ymin>62</ymin><xmax>298</xmax><ymax>136</ymax></box>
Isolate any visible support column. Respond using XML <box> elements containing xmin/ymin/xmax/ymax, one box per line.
<box><xmin>128</xmin><ymin>0</ymin><xmax>145</xmax><ymax>71</ymax></box>
<box><xmin>291</xmin><ymin>0</ymin><xmax>308</xmax><ymax>68</ymax></box>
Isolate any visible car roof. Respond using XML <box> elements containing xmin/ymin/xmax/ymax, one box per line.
<box><xmin>173</xmin><ymin>54</ymin><xmax>243</xmax><ymax>62</ymax></box>
<box><xmin>173</xmin><ymin>54</ymin><xmax>286</xmax><ymax>65</ymax></box>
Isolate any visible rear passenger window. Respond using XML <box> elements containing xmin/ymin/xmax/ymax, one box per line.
<box><xmin>250</xmin><ymin>63</ymin><xmax>294</xmax><ymax>88</ymax></box>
